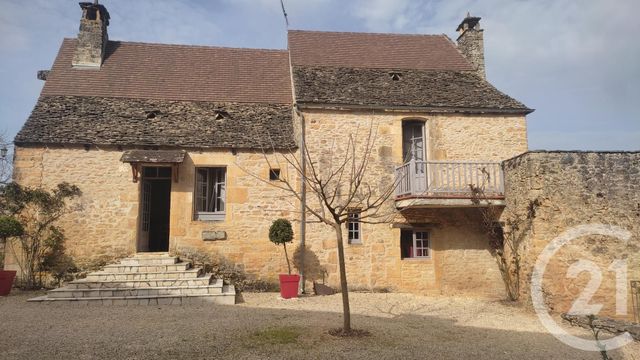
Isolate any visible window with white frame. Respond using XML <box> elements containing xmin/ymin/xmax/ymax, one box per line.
<box><xmin>400</xmin><ymin>230</ymin><xmax>430</xmax><ymax>259</ymax></box>
<box><xmin>194</xmin><ymin>167</ymin><xmax>226</xmax><ymax>221</ymax></box>
<box><xmin>347</xmin><ymin>210</ymin><xmax>361</xmax><ymax>244</ymax></box>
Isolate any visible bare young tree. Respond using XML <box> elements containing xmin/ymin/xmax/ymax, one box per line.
<box><xmin>239</xmin><ymin>118</ymin><xmax>399</xmax><ymax>333</ymax></box>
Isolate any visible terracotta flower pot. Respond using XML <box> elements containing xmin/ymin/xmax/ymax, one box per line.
<box><xmin>279</xmin><ymin>274</ymin><xmax>300</xmax><ymax>299</ymax></box>
<box><xmin>0</xmin><ymin>270</ymin><xmax>17</xmax><ymax>296</ymax></box>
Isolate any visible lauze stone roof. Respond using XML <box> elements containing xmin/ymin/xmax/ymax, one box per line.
<box><xmin>18</xmin><ymin>30</ymin><xmax>532</xmax><ymax>148</ymax></box>
<box><xmin>15</xmin><ymin>96</ymin><xmax>296</xmax><ymax>149</ymax></box>
<box><xmin>292</xmin><ymin>66</ymin><xmax>531</xmax><ymax>112</ymax></box>
<box><xmin>288</xmin><ymin>30</ymin><xmax>530</xmax><ymax>113</ymax></box>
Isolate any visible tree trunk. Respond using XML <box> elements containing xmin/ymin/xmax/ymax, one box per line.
<box><xmin>334</xmin><ymin>224</ymin><xmax>351</xmax><ymax>331</ymax></box>
<box><xmin>283</xmin><ymin>242</ymin><xmax>292</xmax><ymax>275</ymax></box>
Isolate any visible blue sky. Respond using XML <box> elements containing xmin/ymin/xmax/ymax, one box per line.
<box><xmin>1</xmin><ymin>0</ymin><xmax>638</xmax><ymax>150</ymax></box>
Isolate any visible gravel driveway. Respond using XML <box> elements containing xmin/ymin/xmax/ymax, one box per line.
<box><xmin>1</xmin><ymin>290</ymin><xmax>637</xmax><ymax>359</ymax></box>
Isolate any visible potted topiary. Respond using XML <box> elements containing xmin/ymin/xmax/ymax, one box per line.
<box><xmin>0</xmin><ymin>216</ymin><xmax>24</xmax><ymax>296</ymax></box>
<box><xmin>269</xmin><ymin>218</ymin><xmax>299</xmax><ymax>299</ymax></box>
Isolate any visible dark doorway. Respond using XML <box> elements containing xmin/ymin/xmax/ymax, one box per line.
<box><xmin>139</xmin><ymin>167</ymin><xmax>172</xmax><ymax>252</ymax></box>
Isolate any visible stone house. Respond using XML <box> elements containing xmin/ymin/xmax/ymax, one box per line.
<box><xmin>8</xmin><ymin>3</ymin><xmax>531</xmax><ymax>298</ymax></box>
<box><xmin>13</xmin><ymin>1</ymin><xmax>637</xmax><ymax>316</ymax></box>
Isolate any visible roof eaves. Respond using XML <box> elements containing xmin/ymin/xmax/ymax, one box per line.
<box><xmin>296</xmin><ymin>102</ymin><xmax>534</xmax><ymax>115</ymax></box>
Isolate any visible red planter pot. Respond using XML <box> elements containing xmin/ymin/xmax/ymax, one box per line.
<box><xmin>279</xmin><ymin>274</ymin><xmax>300</xmax><ymax>299</ymax></box>
<box><xmin>0</xmin><ymin>270</ymin><xmax>17</xmax><ymax>296</ymax></box>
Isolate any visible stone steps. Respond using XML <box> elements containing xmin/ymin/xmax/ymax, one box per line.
<box><xmin>48</xmin><ymin>284</ymin><xmax>227</xmax><ymax>298</ymax></box>
<box><xmin>65</xmin><ymin>275</ymin><xmax>216</xmax><ymax>289</ymax></box>
<box><xmin>28</xmin><ymin>288</ymin><xmax>236</xmax><ymax>305</ymax></box>
<box><xmin>86</xmin><ymin>268</ymin><xmax>202</xmax><ymax>281</ymax></box>
<box><xmin>102</xmin><ymin>262</ymin><xmax>190</xmax><ymax>273</ymax></box>
<box><xmin>120</xmin><ymin>256</ymin><xmax>178</xmax><ymax>266</ymax></box>
<box><xmin>28</xmin><ymin>253</ymin><xmax>237</xmax><ymax>305</ymax></box>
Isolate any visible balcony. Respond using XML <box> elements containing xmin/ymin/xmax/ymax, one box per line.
<box><xmin>394</xmin><ymin>160</ymin><xmax>505</xmax><ymax>208</ymax></box>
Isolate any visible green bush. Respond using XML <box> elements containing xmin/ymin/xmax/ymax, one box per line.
<box><xmin>269</xmin><ymin>219</ymin><xmax>294</xmax><ymax>274</ymax></box>
<box><xmin>0</xmin><ymin>216</ymin><xmax>24</xmax><ymax>241</ymax></box>
<box><xmin>0</xmin><ymin>182</ymin><xmax>81</xmax><ymax>289</ymax></box>
<box><xmin>268</xmin><ymin>218</ymin><xmax>294</xmax><ymax>245</ymax></box>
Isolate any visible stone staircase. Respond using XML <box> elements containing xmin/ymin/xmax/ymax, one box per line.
<box><xmin>28</xmin><ymin>253</ymin><xmax>236</xmax><ymax>305</ymax></box>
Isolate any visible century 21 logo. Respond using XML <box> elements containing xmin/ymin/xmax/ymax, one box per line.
<box><xmin>531</xmin><ymin>224</ymin><xmax>634</xmax><ymax>352</ymax></box>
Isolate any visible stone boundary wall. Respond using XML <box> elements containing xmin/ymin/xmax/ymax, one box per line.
<box><xmin>502</xmin><ymin>151</ymin><xmax>640</xmax><ymax>320</ymax></box>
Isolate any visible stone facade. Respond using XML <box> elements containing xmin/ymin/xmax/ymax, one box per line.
<box><xmin>502</xmin><ymin>151</ymin><xmax>640</xmax><ymax>320</ymax></box>
<box><xmin>8</xmin><ymin>146</ymin><xmax>297</xmax><ymax>283</ymax></box>
<box><xmin>299</xmin><ymin>109</ymin><xmax>527</xmax><ymax>295</ymax></box>
<box><xmin>9</xmin><ymin>109</ymin><xmax>528</xmax><ymax>297</ymax></box>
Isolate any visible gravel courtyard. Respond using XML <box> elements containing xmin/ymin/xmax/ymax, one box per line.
<box><xmin>1</xmin><ymin>291</ymin><xmax>638</xmax><ymax>359</ymax></box>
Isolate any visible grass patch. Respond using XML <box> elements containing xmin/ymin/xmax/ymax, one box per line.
<box><xmin>250</xmin><ymin>326</ymin><xmax>300</xmax><ymax>346</ymax></box>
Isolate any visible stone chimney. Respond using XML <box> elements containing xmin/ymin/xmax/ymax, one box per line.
<box><xmin>456</xmin><ymin>13</ymin><xmax>485</xmax><ymax>79</ymax></box>
<box><xmin>72</xmin><ymin>1</ymin><xmax>110</xmax><ymax>68</ymax></box>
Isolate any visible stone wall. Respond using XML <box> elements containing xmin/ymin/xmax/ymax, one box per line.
<box><xmin>9</xmin><ymin>109</ymin><xmax>527</xmax><ymax>297</ymax></box>
<box><xmin>300</xmin><ymin>108</ymin><xmax>526</xmax><ymax>295</ymax></box>
<box><xmin>9</xmin><ymin>145</ymin><xmax>297</xmax><ymax>282</ymax></box>
<box><xmin>502</xmin><ymin>151</ymin><xmax>640</xmax><ymax>320</ymax></box>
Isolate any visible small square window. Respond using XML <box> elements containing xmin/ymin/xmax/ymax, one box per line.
<box><xmin>401</xmin><ymin>230</ymin><xmax>430</xmax><ymax>259</ymax></box>
<box><xmin>269</xmin><ymin>168</ymin><xmax>281</xmax><ymax>181</ymax></box>
<box><xmin>347</xmin><ymin>210</ymin><xmax>361</xmax><ymax>244</ymax></box>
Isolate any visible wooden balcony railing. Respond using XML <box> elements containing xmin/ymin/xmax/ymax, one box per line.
<box><xmin>395</xmin><ymin>160</ymin><xmax>504</xmax><ymax>198</ymax></box>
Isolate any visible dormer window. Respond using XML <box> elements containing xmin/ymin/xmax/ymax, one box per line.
<box><xmin>389</xmin><ymin>71</ymin><xmax>402</xmax><ymax>81</ymax></box>
<box><xmin>213</xmin><ymin>109</ymin><xmax>229</xmax><ymax>120</ymax></box>
<box><xmin>145</xmin><ymin>110</ymin><xmax>161</xmax><ymax>119</ymax></box>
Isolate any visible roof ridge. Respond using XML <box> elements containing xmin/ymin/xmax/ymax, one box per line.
<box><xmin>292</xmin><ymin>64</ymin><xmax>468</xmax><ymax>72</ymax></box>
<box><xmin>63</xmin><ymin>37</ymin><xmax>288</xmax><ymax>53</ymax></box>
<box><xmin>288</xmin><ymin>29</ymin><xmax>447</xmax><ymax>38</ymax></box>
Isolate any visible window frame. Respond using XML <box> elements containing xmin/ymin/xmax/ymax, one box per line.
<box><xmin>269</xmin><ymin>168</ymin><xmax>281</xmax><ymax>181</ymax></box>
<box><xmin>193</xmin><ymin>166</ymin><xmax>227</xmax><ymax>221</ymax></box>
<box><xmin>412</xmin><ymin>230</ymin><xmax>430</xmax><ymax>258</ymax></box>
<box><xmin>347</xmin><ymin>209</ymin><xmax>362</xmax><ymax>244</ymax></box>
<box><xmin>401</xmin><ymin>229</ymin><xmax>431</xmax><ymax>260</ymax></box>
<box><xmin>402</xmin><ymin>120</ymin><xmax>427</xmax><ymax>163</ymax></box>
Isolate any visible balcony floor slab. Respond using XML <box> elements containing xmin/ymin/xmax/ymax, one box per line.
<box><xmin>395</xmin><ymin>197</ymin><xmax>505</xmax><ymax>209</ymax></box>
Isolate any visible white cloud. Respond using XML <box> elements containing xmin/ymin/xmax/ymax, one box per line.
<box><xmin>0</xmin><ymin>0</ymin><xmax>638</xmax><ymax>150</ymax></box>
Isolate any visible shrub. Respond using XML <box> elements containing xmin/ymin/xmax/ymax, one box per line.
<box><xmin>269</xmin><ymin>219</ymin><xmax>294</xmax><ymax>274</ymax></box>
<box><xmin>0</xmin><ymin>216</ymin><xmax>24</xmax><ymax>269</ymax></box>
<box><xmin>0</xmin><ymin>182</ymin><xmax>81</xmax><ymax>289</ymax></box>
<box><xmin>0</xmin><ymin>216</ymin><xmax>24</xmax><ymax>241</ymax></box>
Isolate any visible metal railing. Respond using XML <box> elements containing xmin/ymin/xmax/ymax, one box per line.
<box><xmin>395</xmin><ymin>160</ymin><xmax>504</xmax><ymax>197</ymax></box>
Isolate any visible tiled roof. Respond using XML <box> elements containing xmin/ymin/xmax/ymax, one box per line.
<box><xmin>41</xmin><ymin>39</ymin><xmax>292</xmax><ymax>104</ymax></box>
<box><xmin>16</xmin><ymin>29</ymin><xmax>533</xmax><ymax>148</ymax></box>
<box><xmin>288</xmin><ymin>30</ymin><xmax>473</xmax><ymax>71</ymax></box>
<box><xmin>15</xmin><ymin>96</ymin><xmax>296</xmax><ymax>149</ymax></box>
<box><xmin>292</xmin><ymin>66</ymin><xmax>532</xmax><ymax>113</ymax></box>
